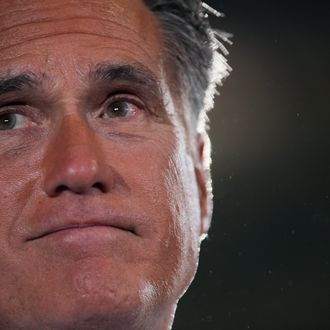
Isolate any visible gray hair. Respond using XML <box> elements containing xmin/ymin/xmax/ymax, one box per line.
<box><xmin>144</xmin><ymin>0</ymin><xmax>231</xmax><ymax>133</ymax></box>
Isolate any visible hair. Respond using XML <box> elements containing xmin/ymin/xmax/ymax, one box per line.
<box><xmin>143</xmin><ymin>0</ymin><xmax>231</xmax><ymax>134</ymax></box>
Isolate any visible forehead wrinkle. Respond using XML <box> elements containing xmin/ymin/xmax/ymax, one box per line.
<box><xmin>0</xmin><ymin>3</ymin><xmax>159</xmax><ymax>57</ymax></box>
<box><xmin>0</xmin><ymin>17</ymin><xmax>144</xmax><ymax>44</ymax></box>
<box><xmin>0</xmin><ymin>1</ymin><xmax>123</xmax><ymax>27</ymax></box>
<box><xmin>0</xmin><ymin>1</ymin><xmax>163</xmax><ymax>84</ymax></box>
<box><xmin>0</xmin><ymin>32</ymin><xmax>157</xmax><ymax>66</ymax></box>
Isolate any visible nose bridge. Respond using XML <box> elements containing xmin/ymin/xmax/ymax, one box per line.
<box><xmin>48</xmin><ymin>111</ymin><xmax>94</xmax><ymax>165</ymax></box>
<box><xmin>58</xmin><ymin>113</ymin><xmax>96</xmax><ymax>161</ymax></box>
<box><xmin>43</xmin><ymin>113</ymin><xmax>109</xmax><ymax>196</ymax></box>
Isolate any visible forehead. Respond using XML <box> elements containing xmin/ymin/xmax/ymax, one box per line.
<box><xmin>0</xmin><ymin>0</ymin><xmax>162</xmax><ymax>77</ymax></box>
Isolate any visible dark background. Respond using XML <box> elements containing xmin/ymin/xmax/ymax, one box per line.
<box><xmin>173</xmin><ymin>1</ymin><xmax>330</xmax><ymax>329</ymax></box>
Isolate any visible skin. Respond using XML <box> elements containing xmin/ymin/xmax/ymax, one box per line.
<box><xmin>0</xmin><ymin>0</ymin><xmax>209</xmax><ymax>329</ymax></box>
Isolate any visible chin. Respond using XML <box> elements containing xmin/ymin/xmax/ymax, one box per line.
<box><xmin>43</xmin><ymin>303</ymin><xmax>143</xmax><ymax>330</ymax></box>
<box><xmin>38</xmin><ymin>275</ymin><xmax>153</xmax><ymax>329</ymax></box>
<box><xmin>15</xmin><ymin>259</ymin><xmax>173</xmax><ymax>330</ymax></box>
<box><xmin>36</xmin><ymin>285</ymin><xmax>173</xmax><ymax>330</ymax></box>
<box><xmin>22</xmin><ymin>287</ymin><xmax>150</xmax><ymax>330</ymax></box>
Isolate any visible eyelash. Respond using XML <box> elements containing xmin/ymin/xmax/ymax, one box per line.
<box><xmin>0</xmin><ymin>105</ymin><xmax>35</xmax><ymax>121</ymax></box>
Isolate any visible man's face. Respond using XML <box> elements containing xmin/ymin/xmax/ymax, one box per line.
<box><xmin>0</xmin><ymin>0</ymin><xmax>206</xmax><ymax>329</ymax></box>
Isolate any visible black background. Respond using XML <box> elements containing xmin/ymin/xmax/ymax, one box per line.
<box><xmin>173</xmin><ymin>1</ymin><xmax>330</xmax><ymax>329</ymax></box>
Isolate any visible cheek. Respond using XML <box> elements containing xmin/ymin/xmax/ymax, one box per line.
<box><xmin>0</xmin><ymin>146</ymin><xmax>42</xmax><ymax>245</ymax></box>
<box><xmin>165</xmin><ymin>139</ymin><xmax>202</xmax><ymax>281</ymax></box>
<box><xmin>116</xmin><ymin>131</ymin><xmax>201</xmax><ymax>295</ymax></box>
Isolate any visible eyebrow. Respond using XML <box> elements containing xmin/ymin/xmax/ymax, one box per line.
<box><xmin>0</xmin><ymin>72</ymin><xmax>39</xmax><ymax>95</ymax></box>
<box><xmin>0</xmin><ymin>64</ymin><xmax>163</xmax><ymax>103</ymax></box>
<box><xmin>91</xmin><ymin>63</ymin><xmax>162</xmax><ymax>98</ymax></box>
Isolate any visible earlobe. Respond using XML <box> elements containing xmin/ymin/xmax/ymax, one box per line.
<box><xmin>194</xmin><ymin>133</ymin><xmax>213</xmax><ymax>238</ymax></box>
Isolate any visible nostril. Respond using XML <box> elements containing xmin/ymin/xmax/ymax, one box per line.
<box><xmin>52</xmin><ymin>182</ymin><xmax>106</xmax><ymax>196</ymax></box>
<box><xmin>54</xmin><ymin>185</ymin><xmax>69</xmax><ymax>196</ymax></box>
<box><xmin>92</xmin><ymin>182</ymin><xmax>107</xmax><ymax>193</ymax></box>
<box><xmin>54</xmin><ymin>182</ymin><xmax>107</xmax><ymax>196</ymax></box>
<box><xmin>53</xmin><ymin>184</ymin><xmax>89</xmax><ymax>196</ymax></box>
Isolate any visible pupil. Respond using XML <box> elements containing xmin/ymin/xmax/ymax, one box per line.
<box><xmin>0</xmin><ymin>113</ymin><xmax>16</xmax><ymax>130</ymax></box>
<box><xmin>109</xmin><ymin>102</ymin><xmax>128</xmax><ymax>117</ymax></box>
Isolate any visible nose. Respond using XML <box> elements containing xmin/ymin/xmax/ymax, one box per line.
<box><xmin>43</xmin><ymin>114</ymin><xmax>113</xmax><ymax>196</ymax></box>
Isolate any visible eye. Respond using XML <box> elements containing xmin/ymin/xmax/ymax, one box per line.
<box><xmin>0</xmin><ymin>113</ymin><xmax>29</xmax><ymax>130</ymax></box>
<box><xmin>101</xmin><ymin>96</ymin><xmax>144</xmax><ymax>120</ymax></box>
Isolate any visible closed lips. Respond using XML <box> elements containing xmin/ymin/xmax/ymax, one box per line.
<box><xmin>26</xmin><ymin>214</ymin><xmax>140</xmax><ymax>242</ymax></box>
<box><xmin>28</xmin><ymin>222</ymin><xmax>136</xmax><ymax>240</ymax></box>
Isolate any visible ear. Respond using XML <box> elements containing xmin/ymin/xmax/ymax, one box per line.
<box><xmin>194</xmin><ymin>133</ymin><xmax>212</xmax><ymax>238</ymax></box>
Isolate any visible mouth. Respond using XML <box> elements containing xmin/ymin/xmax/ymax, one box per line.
<box><xmin>26</xmin><ymin>212</ymin><xmax>140</xmax><ymax>244</ymax></box>
<box><xmin>25</xmin><ymin>221</ymin><xmax>140</xmax><ymax>258</ymax></box>
<box><xmin>28</xmin><ymin>223</ymin><xmax>136</xmax><ymax>241</ymax></box>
